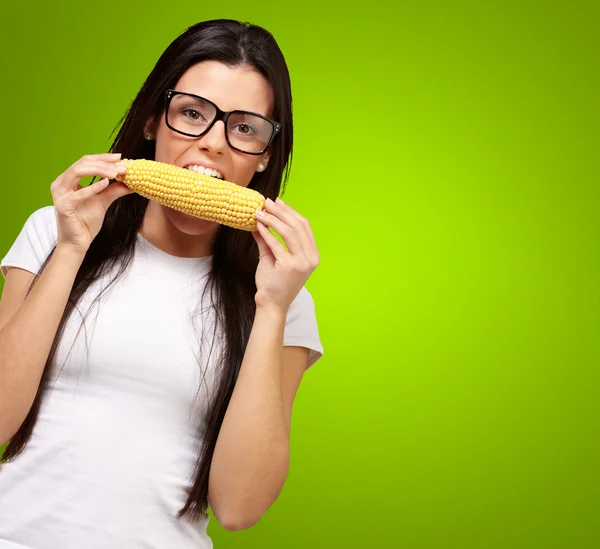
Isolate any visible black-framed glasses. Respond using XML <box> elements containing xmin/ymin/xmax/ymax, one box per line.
<box><xmin>164</xmin><ymin>89</ymin><xmax>281</xmax><ymax>155</ymax></box>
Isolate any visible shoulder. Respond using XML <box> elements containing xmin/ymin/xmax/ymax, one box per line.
<box><xmin>24</xmin><ymin>205</ymin><xmax>57</xmax><ymax>235</ymax></box>
<box><xmin>1</xmin><ymin>205</ymin><xmax>57</xmax><ymax>278</ymax></box>
<box><xmin>20</xmin><ymin>205</ymin><xmax>58</xmax><ymax>251</ymax></box>
<box><xmin>11</xmin><ymin>205</ymin><xmax>58</xmax><ymax>243</ymax></box>
<box><xmin>286</xmin><ymin>286</ymin><xmax>317</xmax><ymax>322</ymax></box>
<box><xmin>284</xmin><ymin>286</ymin><xmax>323</xmax><ymax>368</ymax></box>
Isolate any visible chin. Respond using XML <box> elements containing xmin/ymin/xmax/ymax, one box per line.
<box><xmin>165</xmin><ymin>208</ymin><xmax>218</xmax><ymax>236</ymax></box>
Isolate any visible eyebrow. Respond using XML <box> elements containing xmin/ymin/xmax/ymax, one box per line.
<box><xmin>174</xmin><ymin>90</ymin><xmax>270</xmax><ymax>117</ymax></box>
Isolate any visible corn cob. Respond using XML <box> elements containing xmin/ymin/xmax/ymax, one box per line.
<box><xmin>115</xmin><ymin>158</ymin><xmax>265</xmax><ymax>231</ymax></box>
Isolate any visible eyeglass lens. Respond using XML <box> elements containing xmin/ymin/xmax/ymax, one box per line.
<box><xmin>167</xmin><ymin>94</ymin><xmax>274</xmax><ymax>154</ymax></box>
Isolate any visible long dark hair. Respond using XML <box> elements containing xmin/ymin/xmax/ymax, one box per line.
<box><xmin>2</xmin><ymin>19</ymin><xmax>293</xmax><ymax>521</ymax></box>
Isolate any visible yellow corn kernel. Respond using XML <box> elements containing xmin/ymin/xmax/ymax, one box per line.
<box><xmin>115</xmin><ymin>158</ymin><xmax>266</xmax><ymax>231</ymax></box>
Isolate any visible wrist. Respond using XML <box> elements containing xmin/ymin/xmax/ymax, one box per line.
<box><xmin>54</xmin><ymin>243</ymin><xmax>87</xmax><ymax>267</ymax></box>
<box><xmin>254</xmin><ymin>300</ymin><xmax>288</xmax><ymax>323</ymax></box>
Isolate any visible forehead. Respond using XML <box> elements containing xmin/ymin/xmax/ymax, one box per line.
<box><xmin>173</xmin><ymin>61</ymin><xmax>275</xmax><ymax>117</ymax></box>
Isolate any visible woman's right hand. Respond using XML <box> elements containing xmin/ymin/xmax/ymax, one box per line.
<box><xmin>50</xmin><ymin>153</ymin><xmax>134</xmax><ymax>255</ymax></box>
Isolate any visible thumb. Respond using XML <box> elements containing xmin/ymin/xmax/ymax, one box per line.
<box><xmin>98</xmin><ymin>181</ymin><xmax>134</xmax><ymax>209</ymax></box>
<box><xmin>252</xmin><ymin>225</ymin><xmax>272</xmax><ymax>260</ymax></box>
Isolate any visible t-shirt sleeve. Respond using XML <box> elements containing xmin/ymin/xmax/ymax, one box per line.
<box><xmin>283</xmin><ymin>286</ymin><xmax>324</xmax><ymax>369</ymax></box>
<box><xmin>1</xmin><ymin>206</ymin><xmax>58</xmax><ymax>279</ymax></box>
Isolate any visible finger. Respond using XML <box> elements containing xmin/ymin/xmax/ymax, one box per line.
<box><xmin>270</xmin><ymin>198</ymin><xmax>320</xmax><ymax>266</ymax></box>
<box><xmin>255</xmin><ymin>208</ymin><xmax>303</xmax><ymax>255</ymax></box>
<box><xmin>271</xmin><ymin>197</ymin><xmax>318</xmax><ymax>252</ymax></box>
<box><xmin>96</xmin><ymin>181</ymin><xmax>134</xmax><ymax>210</ymax></box>
<box><xmin>70</xmin><ymin>178</ymin><xmax>111</xmax><ymax>203</ymax></box>
<box><xmin>256</xmin><ymin>221</ymin><xmax>287</xmax><ymax>261</ymax></box>
<box><xmin>71</xmin><ymin>160</ymin><xmax>128</xmax><ymax>182</ymax></box>
<box><xmin>264</xmin><ymin>198</ymin><xmax>315</xmax><ymax>257</ymax></box>
<box><xmin>82</xmin><ymin>152</ymin><xmax>123</xmax><ymax>163</ymax></box>
<box><xmin>55</xmin><ymin>161</ymin><xmax>127</xmax><ymax>196</ymax></box>
<box><xmin>251</xmin><ymin>228</ymin><xmax>273</xmax><ymax>260</ymax></box>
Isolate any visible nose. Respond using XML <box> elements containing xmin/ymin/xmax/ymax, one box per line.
<box><xmin>196</xmin><ymin>120</ymin><xmax>228</xmax><ymax>155</ymax></box>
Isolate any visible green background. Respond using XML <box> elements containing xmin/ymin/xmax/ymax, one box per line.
<box><xmin>1</xmin><ymin>0</ymin><xmax>598</xmax><ymax>547</ymax></box>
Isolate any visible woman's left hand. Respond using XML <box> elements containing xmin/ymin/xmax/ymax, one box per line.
<box><xmin>252</xmin><ymin>197</ymin><xmax>320</xmax><ymax>313</ymax></box>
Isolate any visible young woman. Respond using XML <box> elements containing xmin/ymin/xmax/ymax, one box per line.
<box><xmin>0</xmin><ymin>19</ymin><xmax>323</xmax><ymax>549</ymax></box>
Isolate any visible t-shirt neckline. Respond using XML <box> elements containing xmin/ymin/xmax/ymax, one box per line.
<box><xmin>136</xmin><ymin>232</ymin><xmax>213</xmax><ymax>267</ymax></box>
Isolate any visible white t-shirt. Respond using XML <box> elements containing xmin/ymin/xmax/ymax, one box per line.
<box><xmin>0</xmin><ymin>206</ymin><xmax>323</xmax><ymax>549</ymax></box>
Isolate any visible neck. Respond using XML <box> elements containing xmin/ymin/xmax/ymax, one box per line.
<box><xmin>140</xmin><ymin>201</ymin><xmax>219</xmax><ymax>258</ymax></box>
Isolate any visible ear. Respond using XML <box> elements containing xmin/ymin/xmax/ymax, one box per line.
<box><xmin>144</xmin><ymin>117</ymin><xmax>157</xmax><ymax>139</ymax></box>
<box><xmin>258</xmin><ymin>150</ymin><xmax>272</xmax><ymax>172</ymax></box>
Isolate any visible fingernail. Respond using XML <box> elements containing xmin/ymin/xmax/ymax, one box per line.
<box><xmin>256</xmin><ymin>209</ymin><xmax>265</xmax><ymax>217</ymax></box>
<box><xmin>266</xmin><ymin>198</ymin><xmax>275</xmax><ymax>206</ymax></box>
<box><xmin>116</xmin><ymin>164</ymin><xmax>127</xmax><ymax>172</ymax></box>
<box><xmin>276</xmin><ymin>197</ymin><xmax>284</xmax><ymax>204</ymax></box>
<box><xmin>111</xmin><ymin>152</ymin><xmax>122</xmax><ymax>158</ymax></box>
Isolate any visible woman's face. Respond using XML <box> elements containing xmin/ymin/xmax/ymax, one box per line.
<box><xmin>148</xmin><ymin>60</ymin><xmax>275</xmax><ymax>236</ymax></box>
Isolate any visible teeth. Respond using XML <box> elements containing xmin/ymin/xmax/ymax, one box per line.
<box><xmin>187</xmin><ymin>165</ymin><xmax>224</xmax><ymax>179</ymax></box>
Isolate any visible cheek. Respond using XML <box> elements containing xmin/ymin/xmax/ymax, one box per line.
<box><xmin>153</xmin><ymin>138</ymin><xmax>170</xmax><ymax>163</ymax></box>
<box><xmin>153</xmin><ymin>128</ymin><xmax>187</xmax><ymax>163</ymax></box>
<box><xmin>231</xmin><ymin>159</ymin><xmax>261</xmax><ymax>187</ymax></box>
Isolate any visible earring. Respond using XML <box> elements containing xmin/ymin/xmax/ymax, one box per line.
<box><xmin>144</xmin><ymin>131</ymin><xmax>153</xmax><ymax>140</ymax></box>
<box><xmin>257</xmin><ymin>162</ymin><xmax>266</xmax><ymax>173</ymax></box>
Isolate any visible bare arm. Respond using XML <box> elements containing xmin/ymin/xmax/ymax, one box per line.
<box><xmin>0</xmin><ymin>152</ymin><xmax>132</xmax><ymax>444</ymax></box>
<box><xmin>208</xmin><ymin>197</ymin><xmax>320</xmax><ymax>531</ymax></box>
<box><xmin>0</xmin><ymin>247</ymin><xmax>84</xmax><ymax>443</ymax></box>
<box><xmin>207</xmin><ymin>305</ymin><xmax>308</xmax><ymax>531</ymax></box>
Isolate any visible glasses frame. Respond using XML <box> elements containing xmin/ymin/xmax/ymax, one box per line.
<box><xmin>164</xmin><ymin>89</ymin><xmax>281</xmax><ymax>156</ymax></box>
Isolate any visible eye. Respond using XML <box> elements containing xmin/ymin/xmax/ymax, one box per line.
<box><xmin>182</xmin><ymin>108</ymin><xmax>205</xmax><ymax>122</ymax></box>
<box><xmin>233</xmin><ymin>123</ymin><xmax>258</xmax><ymax>135</ymax></box>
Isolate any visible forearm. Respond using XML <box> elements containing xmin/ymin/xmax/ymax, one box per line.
<box><xmin>208</xmin><ymin>304</ymin><xmax>289</xmax><ymax>529</ymax></box>
<box><xmin>0</xmin><ymin>245</ymin><xmax>84</xmax><ymax>442</ymax></box>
